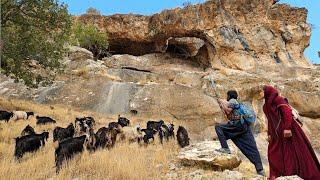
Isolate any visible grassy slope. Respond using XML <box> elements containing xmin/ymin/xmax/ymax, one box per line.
<box><xmin>0</xmin><ymin>97</ymin><xmax>179</xmax><ymax>179</ymax></box>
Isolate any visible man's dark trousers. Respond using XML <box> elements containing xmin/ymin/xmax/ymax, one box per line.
<box><xmin>215</xmin><ymin>120</ymin><xmax>263</xmax><ymax>172</ymax></box>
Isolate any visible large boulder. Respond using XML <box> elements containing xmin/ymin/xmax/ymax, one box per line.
<box><xmin>68</xmin><ymin>46</ymin><xmax>93</xmax><ymax>61</ymax></box>
<box><xmin>178</xmin><ymin>141</ymin><xmax>241</xmax><ymax>170</ymax></box>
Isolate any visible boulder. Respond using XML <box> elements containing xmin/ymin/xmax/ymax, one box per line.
<box><xmin>68</xmin><ymin>46</ymin><xmax>93</xmax><ymax>61</ymax></box>
<box><xmin>178</xmin><ymin>141</ymin><xmax>241</xmax><ymax>170</ymax></box>
<box><xmin>84</xmin><ymin>59</ymin><xmax>107</xmax><ymax>74</ymax></box>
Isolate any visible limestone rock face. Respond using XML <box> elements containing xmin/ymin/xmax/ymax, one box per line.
<box><xmin>76</xmin><ymin>0</ymin><xmax>311</xmax><ymax>69</ymax></box>
<box><xmin>130</xmin><ymin>84</ymin><xmax>222</xmax><ymax>121</ymax></box>
<box><xmin>283</xmin><ymin>90</ymin><xmax>320</xmax><ymax>118</ymax></box>
<box><xmin>178</xmin><ymin>141</ymin><xmax>241</xmax><ymax>170</ymax></box>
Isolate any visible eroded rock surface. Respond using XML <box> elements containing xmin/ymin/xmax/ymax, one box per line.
<box><xmin>76</xmin><ymin>0</ymin><xmax>311</xmax><ymax>69</ymax></box>
<box><xmin>178</xmin><ymin>141</ymin><xmax>241</xmax><ymax>170</ymax></box>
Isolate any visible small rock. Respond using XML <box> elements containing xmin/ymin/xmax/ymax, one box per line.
<box><xmin>276</xmin><ymin>175</ymin><xmax>303</xmax><ymax>180</ymax></box>
<box><xmin>166</xmin><ymin>172</ymin><xmax>178</xmax><ymax>180</ymax></box>
<box><xmin>187</xmin><ymin>170</ymin><xmax>204</xmax><ymax>180</ymax></box>
<box><xmin>249</xmin><ymin>175</ymin><xmax>264</xmax><ymax>180</ymax></box>
<box><xmin>220</xmin><ymin>170</ymin><xmax>243</xmax><ymax>180</ymax></box>
<box><xmin>169</xmin><ymin>163</ymin><xmax>176</xmax><ymax>170</ymax></box>
<box><xmin>156</xmin><ymin>163</ymin><xmax>163</xmax><ymax>169</ymax></box>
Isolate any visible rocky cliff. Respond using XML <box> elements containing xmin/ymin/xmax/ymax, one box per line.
<box><xmin>1</xmin><ymin>1</ymin><xmax>319</xmax><ymax>144</ymax></box>
<box><xmin>76</xmin><ymin>0</ymin><xmax>311</xmax><ymax>69</ymax></box>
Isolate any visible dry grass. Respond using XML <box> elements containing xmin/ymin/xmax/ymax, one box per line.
<box><xmin>0</xmin><ymin>97</ymin><xmax>179</xmax><ymax>180</ymax></box>
<box><xmin>73</xmin><ymin>67</ymin><xmax>90</xmax><ymax>79</ymax></box>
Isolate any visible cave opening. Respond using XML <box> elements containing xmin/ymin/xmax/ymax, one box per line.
<box><xmin>165</xmin><ymin>41</ymin><xmax>211</xmax><ymax>69</ymax></box>
<box><xmin>166</xmin><ymin>44</ymin><xmax>191</xmax><ymax>58</ymax></box>
<box><xmin>106</xmin><ymin>37</ymin><xmax>212</xmax><ymax>69</ymax></box>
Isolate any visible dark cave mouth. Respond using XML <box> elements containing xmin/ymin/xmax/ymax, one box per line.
<box><xmin>107</xmin><ymin>37</ymin><xmax>212</xmax><ymax>68</ymax></box>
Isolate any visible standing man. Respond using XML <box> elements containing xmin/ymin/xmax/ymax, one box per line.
<box><xmin>215</xmin><ymin>90</ymin><xmax>265</xmax><ymax>176</ymax></box>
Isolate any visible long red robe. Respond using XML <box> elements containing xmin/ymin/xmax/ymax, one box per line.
<box><xmin>263</xmin><ymin>86</ymin><xmax>320</xmax><ymax>180</ymax></box>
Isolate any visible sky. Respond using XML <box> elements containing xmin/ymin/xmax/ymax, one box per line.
<box><xmin>60</xmin><ymin>0</ymin><xmax>320</xmax><ymax>64</ymax></box>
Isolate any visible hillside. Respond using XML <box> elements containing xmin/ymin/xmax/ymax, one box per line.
<box><xmin>0</xmin><ymin>0</ymin><xmax>319</xmax><ymax>179</ymax></box>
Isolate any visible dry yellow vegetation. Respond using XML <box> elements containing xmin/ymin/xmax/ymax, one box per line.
<box><xmin>0</xmin><ymin>97</ymin><xmax>179</xmax><ymax>180</ymax></box>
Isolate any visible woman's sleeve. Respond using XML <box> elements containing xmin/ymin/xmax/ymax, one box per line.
<box><xmin>279</xmin><ymin>105</ymin><xmax>293</xmax><ymax>130</ymax></box>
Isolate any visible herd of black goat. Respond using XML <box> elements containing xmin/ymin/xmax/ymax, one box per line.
<box><xmin>0</xmin><ymin>110</ymin><xmax>190</xmax><ymax>173</ymax></box>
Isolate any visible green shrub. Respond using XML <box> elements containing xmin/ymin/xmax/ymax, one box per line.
<box><xmin>86</xmin><ymin>7</ymin><xmax>101</xmax><ymax>15</ymax></box>
<box><xmin>71</xmin><ymin>22</ymin><xmax>109</xmax><ymax>59</ymax></box>
<box><xmin>1</xmin><ymin>0</ymin><xmax>72</xmax><ymax>87</ymax></box>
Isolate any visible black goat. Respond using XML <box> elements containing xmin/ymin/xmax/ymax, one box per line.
<box><xmin>95</xmin><ymin>127</ymin><xmax>120</xmax><ymax>149</ymax></box>
<box><xmin>108</xmin><ymin>115</ymin><xmax>130</xmax><ymax>130</ymax></box>
<box><xmin>118</xmin><ymin>115</ymin><xmax>130</xmax><ymax>127</ymax></box>
<box><xmin>36</xmin><ymin>116</ymin><xmax>56</xmax><ymax>125</ymax></box>
<box><xmin>176</xmin><ymin>126</ymin><xmax>190</xmax><ymax>148</ymax></box>
<box><xmin>159</xmin><ymin>123</ymin><xmax>175</xmax><ymax>144</ymax></box>
<box><xmin>167</xmin><ymin>123</ymin><xmax>175</xmax><ymax>139</ymax></box>
<box><xmin>147</xmin><ymin>120</ymin><xmax>164</xmax><ymax>132</ymax></box>
<box><xmin>14</xmin><ymin>132</ymin><xmax>49</xmax><ymax>159</ymax></box>
<box><xmin>21</xmin><ymin>125</ymin><xmax>35</xmax><ymax>136</ymax></box>
<box><xmin>55</xmin><ymin>135</ymin><xmax>88</xmax><ymax>173</ymax></box>
<box><xmin>53</xmin><ymin>123</ymin><xmax>75</xmax><ymax>142</ymax></box>
<box><xmin>141</xmin><ymin>128</ymin><xmax>157</xmax><ymax>144</ymax></box>
<box><xmin>26</xmin><ymin>112</ymin><xmax>34</xmax><ymax>119</ymax></box>
<box><xmin>75</xmin><ymin>116</ymin><xmax>95</xmax><ymax>135</ymax></box>
<box><xmin>0</xmin><ymin>110</ymin><xmax>13</xmax><ymax>122</ymax></box>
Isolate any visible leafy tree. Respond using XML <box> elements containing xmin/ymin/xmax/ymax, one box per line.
<box><xmin>71</xmin><ymin>22</ymin><xmax>109</xmax><ymax>59</ymax></box>
<box><xmin>86</xmin><ymin>7</ymin><xmax>101</xmax><ymax>15</ymax></box>
<box><xmin>1</xmin><ymin>0</ymin><xmax>72</xmax><ymax>87</ymax></box>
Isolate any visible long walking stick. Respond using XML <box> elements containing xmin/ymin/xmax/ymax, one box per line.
<box><xmin>205</xmin><ymin>77</ymin><xmax>228</xmax><ymax>121</ymax></box>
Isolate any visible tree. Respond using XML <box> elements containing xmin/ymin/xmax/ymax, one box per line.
<box><xmin>1</xmin><ymin>0</ymin><xmax>72</xmax><ymax>87</ymax></box>
<box><xmin>71</xmin><ymin>22</ymin><xmax>109</xmax><ymax>59</ymax></box>
<box><xmin>182</xmin><ymin>1</ymin><xmax>192</xmax><ymax>8</ymax></box>
<box><xmin>86</xmin><ymin>7</ymin><xmax>100</xmax><ymax>15</ymax></box>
